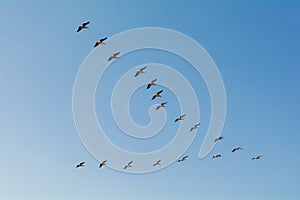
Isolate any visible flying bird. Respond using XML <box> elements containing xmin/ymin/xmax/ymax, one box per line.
<box><xmin>123</xmin><ymin>161</ymin><xmax>133</xmax><ymax>170</ymax></box>
<box><xmin>190</xmin><ymin>123</ymin><xmax>200</xmax><ymax>132</ymax></box>
<box><xmin>212</xmin><ymin>155</ymin><xmax>221</xmax><ymax>159</ymax></box>
<box><xmin>94</xmin><ymin>37</ymin><xmax>107</xmax><ymax>47</ymax></box>
<box><xmin>107</xmin><ymin>52</ymin><xmax>120</xmax><ymax>61</ymax></box>
<box><xmin>134</xmin><ymin>66</ymin><xmax>147</xmax><ymax>77</ymax></box>
<box><xmin>76</xmin><ymin>162</ymin><xmax>85</xmax><ymax>168</ymax></box>
<box><xmin>146</xmin><ymin>79</ymin><xmax>157</xmax><ymax>89</ymax></box>
<box><xmin>77</xmin><ymin>21</ymin><xmax>90</xmax><ymax>32</ymax></box>
<box><xmin>153</xmin><ymin>159</ymin><xmax>162</xmax><ymax>167</ymax></box>
<box><xmin>214</xmin><ymin>136</ymin><xmax>224</xmax><ymax>142</ymax></box>
<box><xmin>177</xmin><ymin>156</ymin><xmax>188</xmax><ymax>162</ymax></box>
<box><xmin>175</xmin><ymin>114</ymin><xmax>186</xmax><ymax>122</ymax></box>
<box><xmin>251</xmin><ymin>155</ymin><xmax>262</xmax><ymax>160</ymax></box>
<box><xmin>156</xmin><ymin>102</ymin><xmax>167</xmax><ymax>110</ymax></box>
<box><xmin>99</xmin><ymin>160</ymin><xmax>107</xmax><ymax>168</ymax></box>
<box><xmin>232</xmin><ymin>147</ymin><xmax>243</xmax><ymax>152</ymax></box>
<box><xmin>152</xmin><ymin>90</ymin><xmax>163</xmax><ymax>100</ymax></box>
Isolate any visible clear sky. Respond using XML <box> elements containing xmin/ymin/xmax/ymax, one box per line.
<box><xmin>0</xmin><ymin>0</ymin><xmax>299</xmax><ymax>199</ymax></box>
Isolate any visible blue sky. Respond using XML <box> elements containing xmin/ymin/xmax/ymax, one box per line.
<box><xmin>0</xmin><ymin>0</ymin><xmax>299</xmax><ymax>199</ymax></box>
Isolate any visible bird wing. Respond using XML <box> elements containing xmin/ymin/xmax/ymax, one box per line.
<box><xmin>114</xmin><ymin>52</ymin><xmax>120</xmax><ymax>56</ymax></box>
<box><xmin>157</xmin><ymin>90</ymin><xmax>163</xmax><ymax>94</ymax></box>
<box><xmin>107</xmin><ymin>56</ymin><xmax>113</xmax><ymax>61</ymax></box>
<box><xmin>146</xmin><ymin>84</ymin><xmax>151</xmax><ymax>89</ymax></box>
<box><xmin>83</xmin><ymin>21</ymin><xmax>90</xmax><ymax>26</ymax></box>
<box><xmin>77</xmin><ymin>27</ymin><xmax>82</xmax><ymax>32</ymax></box>
<box><xmin>175</xmin><ymin>118</ymin><xmax>179</xmax><ymax>122</ymax></box>
<box><xmin>94</xmin><ymin>42</ymin><xmax>99</xmax><ymax>47</ymax></box>
<box><xmin>141</xmin><ymin>66</ymin><xmax>147</xmax><ymax>71</ymax></box>
<box><xmin>128</xmin><ymin>161</ymin><xmax>133</xmax><ymax>165</ymax></box>
<box><xmin>151</xmin><ymin>95</ymin><xmax>156</xmax><ymax>100</ymax></box>
<box><xmin>134</xmin><ymin>71</ymin><xmax>139</xmax><ymax>77</ymax></box>
<box><xmin>181</xmin><ymin>114</ymin><xmax>186</xmax><ymax>118</ymax></box>
<box><xmin>100</xmin><ymin>37</ymin><xmax>107</xmax><ymax>42</ymax></box>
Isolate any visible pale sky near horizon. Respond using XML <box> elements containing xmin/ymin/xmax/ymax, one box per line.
<box><xmin>0</xmin><ymin>0</ymin><xmax>299</xmax><ymax>199</ymax></box>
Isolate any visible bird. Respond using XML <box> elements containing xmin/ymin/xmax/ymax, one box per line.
<box><xmin>175</xmin><ymin>114</ymin><xmax>186</xmax><ymax>122</ymax></box>
<box><xmin>177</xmin><ymin>156</ymin><xmax>188</xmax><ymax>162</ymax></box>
<box><xmin>153</xmin><ymin>159</ymin><xmax>161</xmax><ymax>167</ymax></box>
<box><xmin>107</xmin><ymin>52</ymin><xmax>120</xmax><ymax>61</ymax></box>
<box><xmin>190</xmin><ymin>123</ymin><xmax>200</xmax><ymax>132</ymax></box>
<box><xmin>232</xmin><ymin>147</ymin><xmax>243</xmax><ymax>152</ymax></box>
<box><xmin>134</xmin><ymin>66</ymin><xmax>147</xmax><ymax>77</ymax></box>
<box><xmin>76</xmin><ymin>162</ymin><xmax>85</xmax><ymax>168</ymax></box>
<box><xmin>212</xmin><ymin>155</ymin><xmax>221</xmax><ymax>159</ymax></box>
<box><xmin>146</xmin><ymin>79</ymin><xmax>157</xmax><ymax>89</ymax></box>
<box><xmin>99</xmin><ymin>160</ymin><xmax>107</xmax><ymax>168</ymax></box>
<box><xmin>214</xmin><ymin>136</ymin><xmax>224</xmax><ymax>142</ymax></box>
<box><xmin>152</xmin><ymin>90</ymin><xmax>163</xmax><ymax>100</ymax></box>
<box><xmin>156</xmin><ymin>102</ymin><xmax>167</xmax><ymax>110</ymax></box>
<box><xmin>77</xmin><ymin>21</ymin><xmax>90</xmax><ymax>32</ymax></box>
<box><xmin>251</xmin><ymin>155</ymin><xmax>262</xmax><ymax>160</ymax></box>
<box><xmin>94</xmin><ymin>37</ymin><xmax>107</xmax><ymax>47</ymax></box>
<box><xmin>123</xmin><ymin>161</ymin><xmax>133</xmax><ymax>170</ymax></box>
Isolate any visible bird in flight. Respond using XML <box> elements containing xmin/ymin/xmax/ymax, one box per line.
<box><xmin>77</xmin><ymin>21</ymin><xmax>90</xmax><ymax>32</ymax></box>
<box><xmin>190</xmin><ymin>123</ymin><xmax>200</xmax><ymax>132</ymax></box>
<box><xmin>153</xmin><ymin>159</ymin><xmax>162</xmax><ymax>167</ymax></box>
<box><xmin>94</xmin><ymin>37</ymin><xmax>107</xmax><ymax>47</ymax></box>
<box><xmin>175</xmin><ymin>114</ymin><xmax>186</xmax><ymax>122</ymax></box>
<box><xmin>146</xmin><ymin>79</ymin><xmax>157</xmax><ymax>89</ymax></box>
<box><xmin>232</xmin><ymin>147</ymin><xmax>243</xmax><ymax>152</ymax></box>
<box><xmin>177</xmin><ymin>156</ymin><xmax>188</xmax><ymax>162</ymax></box>
<box><xmin>251</xmin><ymin>155</ymin><xmax>262</xmax><ymax>160</ymax></box>
<box><xmin>214</xmin><ymin>136</ymin><xmax>224</xmax><ymax>142</ymax></box>
<box><xmin>76</xmin><ymin>162</ymin><xmax>85</xmax><ymax>168</ymax></box>
<box><xmin>123</xmin><ymin>161</ymin><xmax>133</xmax><ymax>170</ymax></box>
<box><xmin>107</xmin><ymin>52</ymin><xmax>120</xmax><ymax>61</ymax></box>
<box><xmin>134</xmin><ymin>66</ymin><xmax>147</xmax><ymax>77</ymax></box>
<box><xmin>212</xmin><ymin>155</ymin><xmax>221</xmax><ymax>159</ymax></box>
<box><xmin>99</xmin><ymin>160</ymin><xmax>107</xmax><ymax>168</ymax></box>
<box><xmin>152</xmin><ymin>90</ymin><xmax>163</xmax><ymax>100</ymax></box>
<box><xmin>156</xmin><ymin>102</ymin><xmax>167</xmax><ymax>110</ymax></box>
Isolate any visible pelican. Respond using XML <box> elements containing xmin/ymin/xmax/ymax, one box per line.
<box><xmin>107</xmin><ymin>52</ymin><xmax>120</xmax><ymax>61</ymax></box>
<box><xmin>134</xmin><ymin>66</ymin><xmax>147</xmax><ymax>77</ymax></box>
<box><xmin>214</xmin><ymin>136</ymin><xmax>224</xmax><ymax>142</ymax></box>
<box><xmin>152</xmin><ymin>90</ymin><xmax>163</xmax><ymax>100</ymax></box>
<box><xmin>76</xmin><ymin>162</ymin><xmax>85</xmax><ymax>168</ymax></box>
<box><xmin>146</xmin><ymin>79</ymin><xmax>157</xmax><ymax>89</ymax></box>
<box><xmin>94</xmin><ymin>37</ymin><xmax>107</xmax><ymax>47</ymax></box>
<box><xmin>77</xmin><ymin>21</ymin><xmax>89</xmax><ymax>32</ymax></box>
<box><xmin>156</xmin><ymin>102</ymin><xmax>167</xmax><ymax>110</ymax></box>
<box><xmin>177</xmin><ymin>156</ymin><xmax>188</xmax><ymax>162</ymax></box>
<box><xmin>190</xmin><ymin>123</ymin><xmax>200</xmax><ymax>131</ymax></box>
<box><xmin>251</xmin><ymin>155</ymin><xmax>262</xmax><ymax>160</ymax></box>
<box><xmin>175</xmin><ymin>114</ymin><xmax>186</xmax><ymax>122</ymax></box>
<box><xmin>153</xmin><ymin>159</ymin><xmax>161</xmax><ymax>167</ymax></box>
<box><xmin>99</xmin><ymin>160</ymin><xmax>107</xmax><ymax>168</ymax></box>
<box><xmin>123</xmin><ymin>161</ymin><xmax>133</xmax><ymax>170</ymax></box>
<box><xmin>232</xmin><ymin>147</ymin><xmax>243</xmax><ymax>152</ymax></box>
<box><xmin>212</xmin><ymin>155</ymin><xmax>221</xmax><ymax>159</ymax></box>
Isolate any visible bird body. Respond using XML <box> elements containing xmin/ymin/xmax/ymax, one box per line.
<box><xmin>77</xmin><ymin>21</ymin><xmax>90</xmax><ymax>32</ymax></box>
<box><xmin>175</xmin><ymin>114</ymin><xmax>186</xmax><ymax>122</ymax></box>
<box><xmin>152</xmin><ymin>90</ymin><xmax>163</xmax><ymax>100</ymax></box>
<box><xmin>94</xmin><ymin>37</ymin><xmax>107</xmax><ymax>47</ymax></box>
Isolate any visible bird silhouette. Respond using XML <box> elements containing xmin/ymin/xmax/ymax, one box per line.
<box><xmin>212</xmin><ymin>155</ymin><xmax>221</xmax><ymax>159</ymax></box>
<box><xmin>146</xmin><ymin>79</ymin><xmax>157</xmax><ymax>89</ymax></box>
<box><xmin>94</xmin><ymin>37</ymin><xmax>107</xmax><ymax>47</ymax></box>
<box><xmin>175</xmin><ymin>114</ymin><xmax>186</xmax><ymax>122</ymax></box>
<box><xmin>214</xmin><ymin>136</ymin><xmax>224</xmax><ymax>142</ymax></box>
<box><xmin>134</xmin><ymin>66</ymin><xmax>147</xmax><ymax>77</ymax></box>
<box><xmin>76</xmin><ymin>162</ymin><xmax>85</xmax><ymax>168</ymax></box>
<box><xmin>156</xmin><ymin>102</ymin><xmax>167</xmax><ymax>110</ymax></box>
<box><xmin>123</xmin><ymin>161</ymin><xmax>133</xmax><ymax>169</ymax></box>
<box><xmin>152</xmin><ymin>90</ymin><xmax>163</xmax><ymax>100</ymax></box>
<box><xmin>99</xmin><ymin>160</ymin><xmax>107</xmax><ymax>168</ymax></box>
<box><xmin>232</xmin><ymin>147</ymin><xmax>243</xmax><ymax>152</ymax></box>
<box><xmin>107</xmin><ymin>52</ymin><xmax>120</xmax><ymax>61</ymax></box>
<box><xmin>177</xmin><ymin>156</ymin><xmax>188</xmax><ymax>162</ymax></box>
<box><xmin>190</xmin><ymin>123</ymin><xmax>200</xmax><ymax>131</ymax></box>
<box><xmin>153</xmin><ymin>159</ymin><xmax>162</xmax><ymax>167</ymax></box>
<box><xmin>251</xmin><ymin>155</ymin><xmax>262</xmax><ymax>160</ymax></box>
<box><xmin>77</xmin><ymin>21</ymin><xmax>90</xmax><ymax>32</ymax></box>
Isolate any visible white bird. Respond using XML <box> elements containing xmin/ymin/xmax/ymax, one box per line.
<box><xmin>232</xmin><ymin>147</ymin><xmax>243</xmax><ymax>152</ymax></box>
<box><xmin>108</xmin><ymin>52</ymin><xmax>120</xmax><ymax>61</ymax></box>
<box><xmin>153</xmin><ymin>159</ymin><xmax>162</xmax><ymax>167</ymax></box>
<box><xmin>123</xmin><ymin>161</ymin><xmax>133</xmax><ymax>169</ymax></box>
<box><xmin>76</xmin><ymin>162</ymin><xmax>85</xmax><ymax>168</ymax></box>
<box><xmin>177</xmin><ymin>156</ymin><xmax>188</xmax><ymax>162</ymax></box>
<box><xmin>77</xmin><ymin>21</ymin><xmax>89</xmax><ymax>32</ymax></box>
<box><xmin>175</xmin><ymin>114</ymin><xmax>186</xmax><ymax>122</ymax></box>
<box><xmin>251</xmin><ymin>155</ymin><xmax>262</xmax><ymax>160</ymax></box>
<box><xmin>190</xmin><ymin>123</ymin><xmax>200</xmax><ymax>132</ymax></box>
<box><xmin>212</xmin><ymin>155</ymin><xmax>221</xmax><ymax>159</ymax></box>
<box><xmin>214</xmin><ymin>136</ymin><xmax>224</xmax><ymax>142</ymax></box>
<box><xmin>94</xmin><ymin>37</ymin><xmax>107</xmax><ymax>47</ymax></box>
<box><xmin>146</xmin><ymin>79</ymin><xmax>157</xmax><ymax>89</ymax></box>
<box><xmin>152</xmin><ymin>90</ymin><xmax>163</xmax><ymax>100</ymax></box>
<box><xmin>134</xmin><ymin>66</ymin><xmax>147</xmax><ymax>77</ymax></box>
<box><xmin>99</xmin><ymin>160</ymin><xmax>107</xmax><ymax>168</ymax></box>
<box><xmin>156</xmin><ymin>102</ymin><xmax>167</xmax><ymax>110</ymax></box>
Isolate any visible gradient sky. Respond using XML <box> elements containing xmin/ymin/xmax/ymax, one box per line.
<box><xmin>0</xmin><ymin>0</ymin><xmax>300</xmax><ymax>199</ymax></box>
